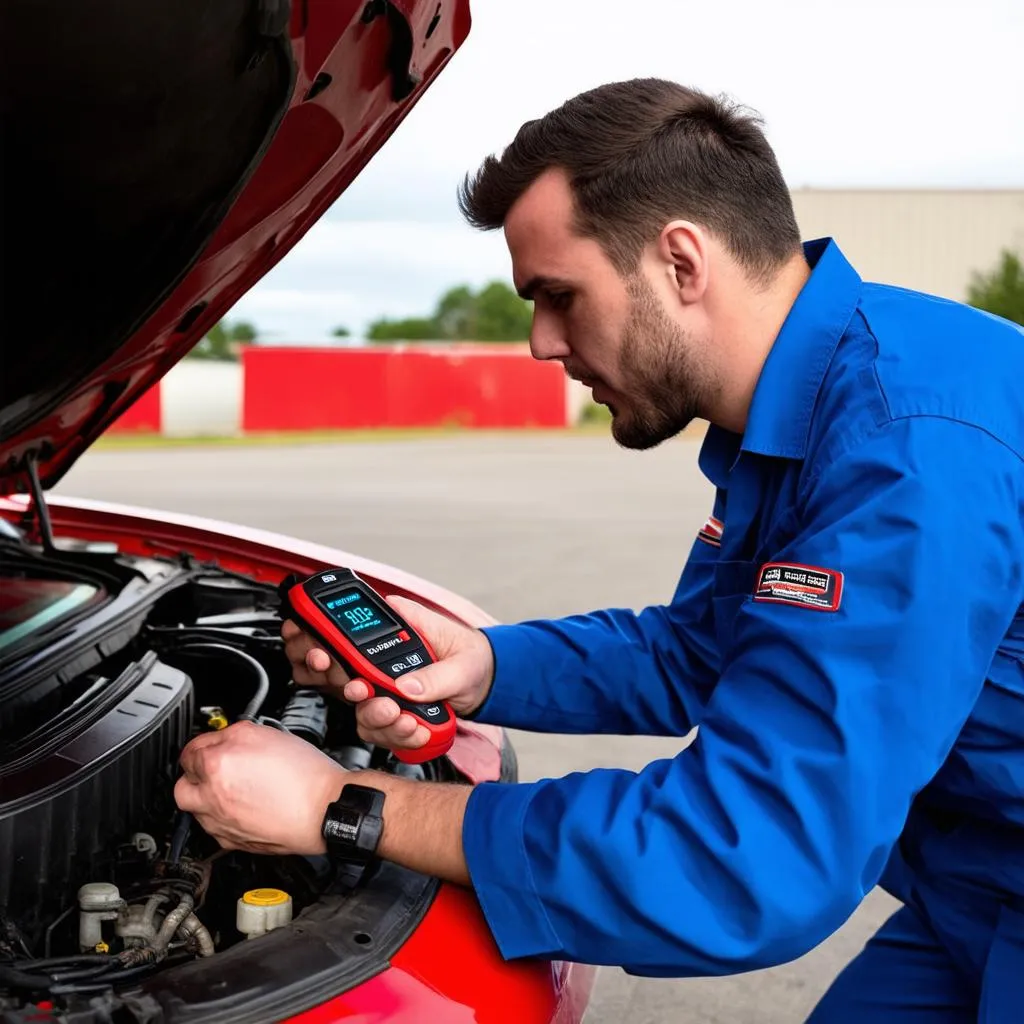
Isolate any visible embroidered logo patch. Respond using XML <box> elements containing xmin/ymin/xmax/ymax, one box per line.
<box><xmin>753</xmin><ymin>562</ymin><xmax>843</xmax><ymax>612</ymax></box>
<box><xmin>697</xmin><ymin>515</ymin><xmax>724</xmax><ymax>548</ymax></box>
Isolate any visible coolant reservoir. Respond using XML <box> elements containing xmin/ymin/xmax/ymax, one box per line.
<box><xmin>236</xmin><ymin>888</ymin><xmax>293</xmax><ymax>939</ymax></box>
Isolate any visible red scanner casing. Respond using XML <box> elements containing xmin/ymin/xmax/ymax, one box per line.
<box><xmin>280</xmin><ymin>568</ymin><xmax>456</xmax><ymax>764</ymax></box>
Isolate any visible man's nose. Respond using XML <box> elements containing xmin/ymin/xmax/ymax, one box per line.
<box><xmin>529</xmin><ymin>315</ymin><xmax>572</xmax><ymax>362</ymax></box>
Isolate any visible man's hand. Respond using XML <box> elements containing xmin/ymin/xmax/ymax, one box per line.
<box><xmin>281</xmin><ymin>595</ymin><xmax>495</xmax><ymax>755</ymax></box>
<box><xmin>174</xmin><ymin>721</ymin><xmax>346</xmax><ymax>855</ymax></box>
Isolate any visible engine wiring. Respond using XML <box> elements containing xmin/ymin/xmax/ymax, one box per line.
<box><xmin>1</xmin><ymin>571</ymin><xmax>457</xmax><ymax>1016</ymax></box>
<box><xmin>1</xmin><ymin>862</ymin><xmax>221</xmax><ymax>1001</ymax></box>
<box><xmin>176</xmin><ymin>642</ymin><xmax>271</xmax><ymax>723</ymax></box>
<box><xmin>1</xmin><ymin>953</ymin><xmax>147</xmax><ymax>995</ymax></box>
<box><xmin>167</xmin><ymin>642</ymin><xmax>272</xmax><ymax>864</ymax></box>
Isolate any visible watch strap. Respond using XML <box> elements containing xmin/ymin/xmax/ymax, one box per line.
<box><xmin>321</xmin><ymin>783</ymin><xmax>385</xmax><ymax>863</ymax></box>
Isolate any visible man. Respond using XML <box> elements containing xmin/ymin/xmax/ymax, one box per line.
<box><xmin>174</xmin><ymin>79</ymin><xmax>1024</xmax><ymax>1021</ymax></box>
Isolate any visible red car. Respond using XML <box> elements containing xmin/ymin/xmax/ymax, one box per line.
<box><xmin>0</xmin><ymin>1</ymin><xmax>597</xmax><ymax>1020</ymax></box>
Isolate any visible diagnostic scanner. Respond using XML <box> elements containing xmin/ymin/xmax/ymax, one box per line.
<box><xmin>279</xmin><ymin>568</ymin><xmax>455</xmax><ymax>764</ymax></box>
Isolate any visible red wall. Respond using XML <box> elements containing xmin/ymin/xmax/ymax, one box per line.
<box><xmin>242</xmin><ymin>346</ymin><xmax>566</xmax><ymax>431</ymax></box>
<box><xmin>106</xmin><ymin>383</ymin><xmax>162</xmax><ymax>433</ymax></box>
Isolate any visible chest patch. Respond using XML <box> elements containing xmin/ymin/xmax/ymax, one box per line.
<box><xmin>754</xmin><ymin>562</ymin><xmax>843</xmax><ymax>612</ymax></box>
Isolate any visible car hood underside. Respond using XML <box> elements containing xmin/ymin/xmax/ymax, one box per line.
<box><xmin>0</xmin><ymin>0</ymin><xmax>470</xmax><ymax>490</ymax></box>
<box><xmin>1</xmin><ymin>0</ymin><xmax>295</xmax><ymax>449</ymax></box>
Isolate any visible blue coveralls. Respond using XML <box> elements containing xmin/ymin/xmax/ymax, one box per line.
<box><xmin>460</xmin><ymin>238</ymin><xmax>1024</xmax><ymax>1021</ymax></box>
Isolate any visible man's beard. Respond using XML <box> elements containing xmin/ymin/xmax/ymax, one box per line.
<box><xmin>606</xmin><ymin>274</ymin><xmax>710</xmax><ymax>451</ymax></box>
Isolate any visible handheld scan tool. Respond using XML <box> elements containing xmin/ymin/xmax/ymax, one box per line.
<box><xmin>280</xmin><ymin>568</ymin><xmax>455</xmax><ymax>764</ymax></box>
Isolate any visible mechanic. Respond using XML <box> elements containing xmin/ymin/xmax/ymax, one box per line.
<box><xmin>174</xmin><ymin>78</ymin><xmax>1024</xmax><ymax>1022</ymax></box>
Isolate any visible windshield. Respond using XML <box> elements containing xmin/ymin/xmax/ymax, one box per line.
<box><xmin>0</xmin><ymin>579</ymin><xmax>101</xmax><ymax>652</ymax></box>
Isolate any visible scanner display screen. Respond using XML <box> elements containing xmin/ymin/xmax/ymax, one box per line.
<box><xmin>318</xmin><ymin>588</ymin><xmax>398</xmax><ymax>645</ymax></box>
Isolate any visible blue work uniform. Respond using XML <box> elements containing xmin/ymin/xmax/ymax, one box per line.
<box><xmin>460</xmin><ymin>238</ymin><xmax>1024</xmax><ymax>1022</ymax></box>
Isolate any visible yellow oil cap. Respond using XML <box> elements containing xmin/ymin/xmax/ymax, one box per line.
<box><xmin>242</xmin><ymin>888</ymin><xmax>290</xmax><ymax>907</ymax></box>
<box><xmin>206</xmin><ymin>710</ymin><xmax>229</xmax><ymax>731</ymax></box>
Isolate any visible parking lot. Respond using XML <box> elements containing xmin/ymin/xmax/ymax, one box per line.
<box><xmin>58</xmin><ymin>432</ymin><xmax>897</xmax><ymax>1023</ymax></box>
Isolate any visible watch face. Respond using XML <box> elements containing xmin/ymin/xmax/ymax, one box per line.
<box><xmin>323</xmin><ymin>808</ymin><xmax>360</xmax><ymax>843</ymax></box>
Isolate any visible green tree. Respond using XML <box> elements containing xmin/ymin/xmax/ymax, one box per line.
<box><xmin>434</xmin><ymin>285</ymin><xmax>476</xmax><ymax>338</ymax></box>
<box><xmin>473</xmin><ymin>280</ymin><xmax>533</xmax><ymax>340</ymax></box>
<box><xmin>366</xmin><ymin>316</ymin><xmax>440</xmax><ymax>341</ymax></box>
<box><xmin>230</xmin><ymin>321</ymin><xmax>258</xmax><ymax>342</ymax></box>
<box><xmin>190</xmin><ymin>321</ymin><xmax>231</xmax><ymax>360</ymax></box>
<box><xmin>188</xmin><ymin>318</ymin><xmax>259</xmax><ymax>360</ymax></box>
<box><xmin>331</xmin><ymin>326</ymin><xmax>352</xmax><ymax>337</ymax></box>
<box><xmin>364</xmin><ymin>281</ymin><xmax>532</xmax><ymax>343</ymax></box>
<box><xmin>967</xmin><ymin>249</ymin><xmax>1024</xmax><ymax>327</ymax></box>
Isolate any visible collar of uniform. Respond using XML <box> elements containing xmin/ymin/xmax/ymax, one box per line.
<box><xmin>738</xmin><ymin>237</ymin><xmax>862</xmax><ymax>460</ymax></box>
<box><xmin>697</xmin><ymin>421</ymin><xmax>741</xmax><ymax>490</ymax></box>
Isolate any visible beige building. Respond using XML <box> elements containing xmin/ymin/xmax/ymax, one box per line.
<box><xmin>790</xmin><ymin>189</ymin><xmax>1024</xmax><ymax>303</ymax></box>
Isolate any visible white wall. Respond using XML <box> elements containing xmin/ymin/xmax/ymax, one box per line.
<box><xmin>565</xmin><ymin>378</ymin><xmax>592</xmax><ymax>425</ymax></box>
<box><xmin>160</xmin><ymin>360</ymin><xmax>243</xmax><ymax>436</ymax></box>
<box><xmin>791</xmin><ymin>189</ymin><xmax>1024</xmax><ymax>302</ymax></box>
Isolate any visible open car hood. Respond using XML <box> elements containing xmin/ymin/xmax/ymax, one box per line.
<box><xmin>0</xmin><ymin>0</ymin><xmax>471</xmax><ymax>492</ymax></box>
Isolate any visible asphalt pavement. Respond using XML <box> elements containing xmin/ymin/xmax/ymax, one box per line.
<box><xmin>57</xmin><ymin>432</ymin><xmax>898</xmax><ymax>1024</ymax></box>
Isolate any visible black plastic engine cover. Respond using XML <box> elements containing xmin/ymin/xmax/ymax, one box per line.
<box><xmin>0</xmin><ymin>653</ymin><xmax>193</xmax><ymax>944</ymax></box>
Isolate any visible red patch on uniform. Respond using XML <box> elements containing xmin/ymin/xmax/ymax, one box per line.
<box><xmin>753</xmin><ymin>562</ymin><xmax>843</xmax><ymax>612</ymax></box>
<box><xmin>697</xmin><ymin>515</ymin><xmax>724</xmax><ymax>548</ymax></box>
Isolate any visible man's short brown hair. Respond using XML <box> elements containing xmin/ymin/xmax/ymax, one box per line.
<box><xmin>457</xmin><ymin>78</ymin><xmax>802</xmax><ymax>282</ymax></box>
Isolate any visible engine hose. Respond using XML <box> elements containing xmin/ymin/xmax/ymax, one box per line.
<box><xmin>279</xmin><ymin>688</ymin><xmax>328</xmax><ymax>746</ymax></box>
<box><xmin>140</xmin><ymin>892</ymin><xmax>171</xmax><ymax>934</ymax></box>
<box><xmin>51</xmin><ymin>953</ymin><xmax>191</xmax><ymax>995</ymax></box>
<box><xmin>116</xmin><ymin>946</ymin><xmax>158</xmax><ymax>969</ymax></box>
<box><xmin>2</xmin><ymin>954</ymin><xmax>117</xmax><ymax>991</ymax></box>
<box><xmin>166</xmin><ymin>859</ymin><xmax>206</xmax><ymax>887</ymax></box>
<box><xmin>152</xmin><ymin>894</ymin><xmax>194</xmax><ymax>956</ymax></box>
<box><xmin>12</xmin><ymin>954</ymin><xmax>112</xmax><ymax>971</ymax></box>
<box><xmin>175</xmin><ymin>913</ymin><xmax>215</xmax><ymax>957</ymax></box>
<box><xmin>48</xmin><ymin>964</ymin><xmax>115</xmax><ymax>983</ymax></box>
<box><xmin>0</xmin><ymin>965</ymin><xmax>53</xmax><ymax>993</ymax></box>
<box><xmin>181</xmin><ymin>643</ymin><xmax>270</xmax><ymax>722</ymax></box>
<box><xmin>167</xmin><ymin>644</ymin><xmax>270</xmax><ymax>864</ymax></box>
<box><xmin>168</xmin><ymin>813</ymin><xmax>192</xmax><ymax>865</ymax></box>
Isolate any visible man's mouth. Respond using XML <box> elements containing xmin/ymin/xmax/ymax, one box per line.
<box><xmin>563</xmin><ymin>364</ymin><xmax>617</xmax><ymax>410</ymax></box>
<box><xmin>564</xmin><ymin>364</ymin><xmax>599</xmax><ymax>388</ymax></box>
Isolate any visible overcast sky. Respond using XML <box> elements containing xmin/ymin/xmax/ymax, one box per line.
<box><xmin>230</xmin><ymin>0</ymin><xmax>1024</xmax><ymax>342</ymax></box>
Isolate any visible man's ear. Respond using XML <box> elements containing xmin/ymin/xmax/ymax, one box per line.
<box><xmin>657</xmin><ymin>221</ymin><xmax>709</xmax><ymax>306</ymax></box>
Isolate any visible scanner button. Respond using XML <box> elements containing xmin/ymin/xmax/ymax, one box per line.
<box><xmin>381</xmin><ymin>646</ymin><xmax>429</xmax><ymax>677</ymax></box>
<box><xmin>410</xmin><ymin>701</ymin><xmax>450</xmax><ymax>724</ymax></box>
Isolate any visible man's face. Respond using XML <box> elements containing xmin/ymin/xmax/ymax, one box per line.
<box><xmin>504</xmin><ymin>169</ymin><xmax>712</xmax><ymax>450</ymax></box>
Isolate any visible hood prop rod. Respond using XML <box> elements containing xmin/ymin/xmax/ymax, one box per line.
<box><xmin>25</xmin><ymin>452</ymin><xmax>56</xmax><ymax>554</ymax></box>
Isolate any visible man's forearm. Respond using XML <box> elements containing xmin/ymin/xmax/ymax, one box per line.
<box><xmin>355</xmin><ymin>770</ymin><xmax>473</xmax><ymax>886</ymax></box>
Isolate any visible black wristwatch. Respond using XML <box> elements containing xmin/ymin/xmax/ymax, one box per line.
<box><xmin>321</xmin><ymin>784</ymin><xmax>386</xmax><ymax>864</ymax></box>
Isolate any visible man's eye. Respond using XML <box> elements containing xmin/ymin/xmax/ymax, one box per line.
<box><xmin>548</xmin><ymin>292</ymin><xmax>573</xmax><ymax>311</ymax></box>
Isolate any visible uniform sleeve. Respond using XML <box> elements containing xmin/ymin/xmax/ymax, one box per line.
<box><xmin>471</xmin><ymin>507</ymin><xmax>724</xmax><ymax>737</ymax></box>
<box><xmin>461</xmin><ymin>417</ymin><xmax>1024</xmax><ymax>975</ymax></box>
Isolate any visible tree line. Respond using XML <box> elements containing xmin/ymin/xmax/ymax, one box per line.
<box><xmin>361</xmin><ymin>280</ymin><xmax>532</xmax><ymax>342</ymax></box>
<box><xmin>188</xmin><ymin>253</ymin><xmax>1024</xmax><ymax>360</ymax></box>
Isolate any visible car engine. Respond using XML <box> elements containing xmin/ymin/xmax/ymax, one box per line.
<box><xmin>0</xmin><ymin>539</ymin><xmax>453</xmax><ymax>1017</ymax></box>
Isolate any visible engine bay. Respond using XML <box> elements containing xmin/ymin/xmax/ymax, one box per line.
<box><xmin>0</xmin><ymin>533</ymin><xmax>461</xmax><ymax>1022</ymax></box>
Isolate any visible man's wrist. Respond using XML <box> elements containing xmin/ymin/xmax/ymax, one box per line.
<box><xmin>321</xmin><ymin>782</ymin><xmax>386</xmax><ymax>862</ymax></box>
<box><xmin>306</xmin><ymin>764</ymin><xmax>473</xmax><ymax>887</ymax></box>
<box><xmin>350</xmin><ymin>770</ymin><xmax>404</xmax><ymax>857</ymax></box>
<box><xmin>309</xmin><ymin>761</ymin><xmax>348</xmax><ymax>855</ymax></box>
<box><xmin>353</xmin><ymin>770</ymin><xmax>472</xmax><ymax>886</ymax></box>
<box><xmin>463</xmin><ymin>628</ymin><xmax>499</xmax><ymax>721</ymax></box>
